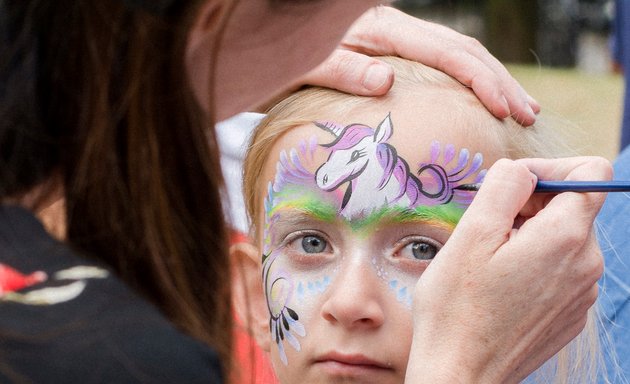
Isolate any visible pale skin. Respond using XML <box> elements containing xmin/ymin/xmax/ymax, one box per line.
<box><xmin>233</xmin><ymin>85</ymin><xmax>610</xmax><ymax>383</ymax></box>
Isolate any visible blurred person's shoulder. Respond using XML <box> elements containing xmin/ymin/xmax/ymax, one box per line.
<box><xmin>0</xmin><ymin>205</ymin><xmax>222</xmax><ymax>384</ymax></box>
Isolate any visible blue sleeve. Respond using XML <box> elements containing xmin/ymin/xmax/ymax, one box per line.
<box><xmin>597</xmin><ymin>145</ymin><xmax>630</xmax><ymax>383</ymax></box>
<box><xmin>612</xmin><ymin>0</ymin><xmax>624</xmax><ymax>65</ymax></box>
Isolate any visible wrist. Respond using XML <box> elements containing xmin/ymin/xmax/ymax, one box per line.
<box><xmin>404</xmin><ymin>327</ymin><xmax>513</xmax><ymax>384</ymax></box>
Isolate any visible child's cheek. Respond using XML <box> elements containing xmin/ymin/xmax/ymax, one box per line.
<box><xmin>370</xmin><ymin>254</ymin><xmax>431</xmax><ymax>311</ymax></box>
<box><xmin>262</xmin><ymin>248</ymin><xmax>340</xmax><ymax>366</ymax></box>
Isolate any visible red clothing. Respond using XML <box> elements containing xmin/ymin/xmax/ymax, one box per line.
<box><xmin>230</xmin><ymin>230</ymin><xmax>279</xmax><ymax>384</ymax></box>
<box><xmin>232</xmin><ymin>315</ymin><xmax>279</xmax><ymax>384</ymax></box>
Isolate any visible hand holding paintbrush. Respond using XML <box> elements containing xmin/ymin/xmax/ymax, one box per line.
<box><xmin>455</xmin><ymin>180</ymin><xmax>630</xmax><ymax>193</ymax></box>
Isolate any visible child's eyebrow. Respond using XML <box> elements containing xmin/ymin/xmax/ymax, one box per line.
<box><xmin>272</xmin><ymin>210</ymin><xmax>326</xmax><ymax>227</ymax></box>
<box><xmin>267</xmin><ymin>196</ymin><xmax>338</xmax><ymax>224</ymax></box>
<box><xmin>350</xmin><ymin>204</ymin><xmax>465</xmax><ymax>231</ymax></box>
<box><xmin>267</xmin><ymin>196</ymin><xmax>466</xmax><ymax>231</ymax></box>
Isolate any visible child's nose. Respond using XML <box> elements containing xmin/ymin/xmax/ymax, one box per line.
<box><xmin>319</xmin><ymin>261</ymin><xmax>385</xmax><ymax>330</ymax></box>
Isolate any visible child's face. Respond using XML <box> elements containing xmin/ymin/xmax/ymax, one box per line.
<box><xmin>250</xmin><ymin>100</ymin><xmax>504</xmax><ymax>384</ymax></box>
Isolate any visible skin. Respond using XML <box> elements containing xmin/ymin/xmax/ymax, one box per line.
<box><xmin>186</xmin><ymin>3</ymin><xmax>539</xmax><ymax>123</ymax></box>
<box><xmin>237</xmin><ymin>91</ymin><xmax>506</xmax><ymax>384</ymax></box>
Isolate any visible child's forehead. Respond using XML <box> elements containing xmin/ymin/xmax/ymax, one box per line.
<box><xmin>256</xmin><ymin>103</ymin><xmax>507</xmax><ymax>235</ymax></box>
<box><xmin>262</xmin><ymin>103</ymin><xmax>504</xmax><ymax>178</ymax></box>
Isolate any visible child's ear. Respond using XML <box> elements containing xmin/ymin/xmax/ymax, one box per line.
<box><xmin>230</xmin><ymin>241</ymin><xmax>271</xmax><ymax>351</ymax></box>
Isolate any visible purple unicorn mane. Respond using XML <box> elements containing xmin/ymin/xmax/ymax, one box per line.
<box><xmin>317</xmin><ymin>123</ymin><xmax>374</xmax><ymax>150</ymax></box>
<box><xmin>376</xmin><ymin>143</ymin><xmax>419</xmax><ymax>202</ymax></box>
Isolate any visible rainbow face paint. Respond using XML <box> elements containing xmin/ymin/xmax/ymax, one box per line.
<box><xmin>261</xmin><ymin>114</ymin><xmax>486</xmax><ymax>365</ymax></box>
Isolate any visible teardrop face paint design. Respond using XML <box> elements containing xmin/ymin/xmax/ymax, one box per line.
<box><xmin>261</xmin><ymin>113</ymin><xmax>486</xmax><ymax>365</ymax></box>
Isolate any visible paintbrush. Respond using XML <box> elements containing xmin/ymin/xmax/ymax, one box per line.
<box><xmin>454</xmin><ymin>180</ymin><xmax>630</xmax><ymax>193</ymax></box>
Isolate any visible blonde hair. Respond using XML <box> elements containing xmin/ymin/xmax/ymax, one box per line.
<box><xmin>242</xmin><ymin>57</ymin><xmax>604</xmax><ymax>383</ymax></box>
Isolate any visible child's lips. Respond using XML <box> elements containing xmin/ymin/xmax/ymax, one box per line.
<box><xmin>313</xmin><ymin>351</ymin><xmax>393</xmax><ymax>377</ymax></box>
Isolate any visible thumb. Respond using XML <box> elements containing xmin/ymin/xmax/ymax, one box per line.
<box><xmin>298</xmin><ymin>49</ymin><xmax>394</xmax><ymax>95</ymax></box>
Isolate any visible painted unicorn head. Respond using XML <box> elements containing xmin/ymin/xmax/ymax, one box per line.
<box><xmin>315</xmin><ymin>114</ymin><xmax>393</xmax><ymax>191</ymax></box>
<box><xmin>315</xmin><ymin>114</ymin><xmax>424</xmax><ymax>218</ymax></box>
<box><xmin>314</xmin><ymin>114</ymin><xmax>485</xmax><ymax>219</ymax></box>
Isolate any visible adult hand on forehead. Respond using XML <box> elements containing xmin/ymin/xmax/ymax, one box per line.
<box><xmin>405</xmin><ymin>156</ymin><xmax>611</xmax><ymax>383</ymax></box>
<box><xmin>301</xmin><ymin>6</ymin><xmax>540</xmax><ymax>126</ymax></box>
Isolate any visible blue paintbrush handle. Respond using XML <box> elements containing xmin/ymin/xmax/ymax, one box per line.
<box><xmin>455</xmin><ymin>180</ymin><xmax>630</xmax><ymax>193</ymax></box>
<box><xmin>534</xmin><ymin>181</ymin><xmax>630</xmax><ymax>193</ymax></box>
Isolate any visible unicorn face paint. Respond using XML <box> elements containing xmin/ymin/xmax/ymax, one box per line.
<box><xmin>256</xmin><ymin>113</ymin><xmax>494</xmax><ymax>383</ymax></box>
<box><xmin>314</xmin><ymin>114</ymin><xmax>483</xmax><ymax>219</ymax></box>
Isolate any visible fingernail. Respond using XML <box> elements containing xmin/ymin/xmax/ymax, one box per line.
<box><xmin>527</xmin><ymin>94</ymin><xmax>541</xmax><ymax>114</ymax></box>
<box><xmin>362</xmin><ymin>64</ymin><xmax>392</xmax><ymax>91</ymax></box>
<box><xmin>500</xmin><ymin>94</ymin><xmax>509</xmax><ymax>114</ymax></box>
<box><xmin>525</xmin><ymin>103</ymin><xmax>537</xmax><ymax>122</ymax></box>
<box><xmin>530</xmin><ymin>172</ymin><xmax>538</xmax><ymax>192</ymax></box>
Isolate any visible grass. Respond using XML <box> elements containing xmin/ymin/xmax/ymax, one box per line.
<box><xmin>506</xmin><ymin>64</ymin><xmax>624</xmax><ymax>161</ymax></box>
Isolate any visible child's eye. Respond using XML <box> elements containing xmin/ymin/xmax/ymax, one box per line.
<box><xmin>409</xmin><ymin>241</ymin><xmax>438</xmax><ymax>260</ymax></box>
<box><xmin>282</xmin><ymin>232</ymin><xmax>334</xmax><ymax>268</ymax></box>
<box><xmin>301</xmin><ymin>235</ymin><xmax>328</xmax><ymax>253</ymax></box>
<box><xmin>283</xmin><ymin>231</ymin><xmax>332</xmax><ymax>258</ymax></box>
<box><xmin>395</xmin><ymin>237</ymin><xmax>442</xmax><ymax>261</ymax></box>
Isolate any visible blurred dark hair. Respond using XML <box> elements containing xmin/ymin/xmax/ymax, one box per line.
<box><xmin>0</xmin><ymin>0</ymin><xmax>232</xmax><ymax>372</ymax></box>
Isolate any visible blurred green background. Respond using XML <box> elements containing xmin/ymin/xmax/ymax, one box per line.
<box><xmin>394</xmin><ymin>0</ymin><xmax>624</xmax><ymax>160</ymax></box>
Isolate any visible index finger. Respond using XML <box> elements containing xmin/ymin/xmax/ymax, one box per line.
<box><xmin>444</xmin><ymin>159</ymin><xmax>537</xmax><ymax>258</ymax></box>
<box><xmin>515</xmin><ymin>156</ymin><xmax>612</xmax><ymax>228</ymax></box>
